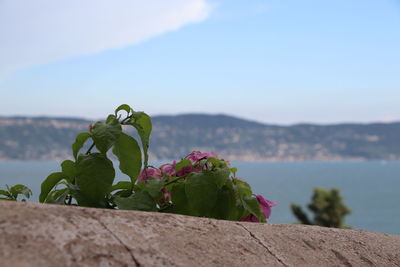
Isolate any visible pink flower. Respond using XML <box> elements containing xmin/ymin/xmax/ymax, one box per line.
<box><xmin>240</xmin><ymin>195</ymin><xmax>276</xmax><ymax>222</ymax></box>
<box><xmin>161</xmin><ymin>187</ymin><xmax>171</xmax><ymax>203</ymax></box>
<box><xmin>138</xmin><ymin>168</ymin><xmax>162</xmax><ymax>182</ymax></box>
<box><xmin>256</xmin><ymin>195</ymin><xmax>276</xmax><ymax>219</ymax></box>
<box><xmin>241</xmin><ymin>214</ymin><xmax>260</xmax><ymax>222</ymax></box>
<box><xmin>177</xmin><ymin>165</ymin><xmax>203</xmax><ymax>176</ymax></box>
<box><xmin>175</xmin><ymin>151</ymin><xmax>222</xmax><ymax>176</ymax></box>
<box><xmin>177</xmin><ymin>151</ymin><xmax>218</xmax><ymax>176</ymax></box>
<box><xmin>159</xmin><ymin>161</ymin><xmax>177</xmax><ymax>177</ymax></box>
<box><xmin>186</xmin><ymin>151</ymin><xmax>218</xmax><ymax>163</ymax></box>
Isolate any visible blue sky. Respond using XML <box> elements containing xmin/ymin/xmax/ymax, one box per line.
<box><xmin>0</xmin><ymin>0</ymin><xmax>399</xmax><ymax>124</ymax></box>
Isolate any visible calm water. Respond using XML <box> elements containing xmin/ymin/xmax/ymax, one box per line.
<box><xmin>1</xmin><ymin>161</ymin><xmax>399</xmax><ymax>235</ymax></box>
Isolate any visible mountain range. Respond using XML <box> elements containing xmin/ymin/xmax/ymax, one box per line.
<box><xmin>1</xmin><ymin>114</ymin><xmax>400</xmax><ymax>161</ymax></box>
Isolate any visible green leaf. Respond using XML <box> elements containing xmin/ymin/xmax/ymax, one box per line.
<box><xmin>105</xmin><ymin>114</ymin><xmax>117</xmax><ymax>124</ymax></box>
<box><xmin>112</xmin><ymin>132</ymin><xmax>142</xmax><ymax>183</ymax></box>
<box><xmin>110</xmin><ymin>181</ymin><xmax>132</xmax><ymax>192</ymax></box>
<box><xmin>231</xmin><ymin>167</ymin><xmax>238</xmax><ymax>177</ymax></box>
<box><xmin>68</xmin><ymin>184</ymin><xmax>105</xmax><ymax>207</ymax></box>
<box><xmin>141</xmin><ymin>178</ymin><xmax>163</xmax><ymax>200</ymax></box>
<box><xmin>0</xmin><ymin>188</ymin><xmax>13</xmax><ymax>200</ymax></box>
<box><xmin>233</xmin><ymin>178</ymin><xmax>253</xmax><ymax>198</ymax></box>
<box><xmin>115</xmin><ymin>104</ymin><xmax>132</xmax><ymax>116</ymax></box>
<box><xmin>114</xmin><ymin>191</ymin><xmax>157</xmax><ymax>211</ymax></box>
<box><xmin>242</xmin><ymin>196</ymin><xmax>266</xmax><ymax>222</ymax></box>
<box><xmin>54</xmin><ymin>190</ymin><xmax>69</xmax><ymax>204</ymax></box>
<box><xmin>112</xmin><ymin>190</ymin><xmax>132</xmax><ymax>197</ymax></box>
<box><xmin>61</xmin><ymin>160</ymin><xmax>76</xmax><ymax>183</ymax></box>
<box><xmin>206</xmin><ymin>157</ymin><xmax>221</xmax><ymax>166</ymax></box>
<box><xmin>170</xmin><ymin>181</ymin><xmax>190</xmax><ymax>215</ymax></box>
<box><xmin>9</xmin><ymin>184</ymin><xmax>32</xmax><ymax>199</ymax></box>
<box><xmin>128</xmin><ymin>112</ymin><xmax>152</xmax><ymax>167</ymax></box>
<box><xmin>210</xmin><ymin>167</ymin><xmax>230</xmax><ymax>189</ymax></box>
<box><xmin>0</xmin><ymin>189</ymin><xmax>9</xmax><ymax>197</ymax></box>
<box><xmin>211</xmin><ymin>185</ymin><xmax>238</xmax><ymax>220</ymax></box>
<box><xmin>236</xmin><ymin>202</ymin><xmax>248</xmax><ymax>221</ymax></box>
<box><xmin>175</xmin><ymin>159</ymin><xmax>192</xmax><ymax>173</ymax></box>
<box><xmin>185</xmin><ymin>172</ymin><xmax>218</xmax><ymax>217</ymax></box>
<box><xmin>75</xmin><ymin>153</ymin><xmax>115</xmax><ymax>205</ymax></box>
<box><xmin>40</xmin><ymin>172</ymin><xmax>66</xmax><ymax>203</ymax></box>
<box><xmin>92</xmin><ymin>119</ymin><xmax>122</xmax><ymax>154</ymax></box>
<box><xmin>72</xmin><ymin>132</ymin><xmax>91</xmax><ymax>159</ymax></box>
<box><xmin>207</xmin><ymin>158</ymin><xmax>230</xmax><ymax>169</ymax></box>
<box><xmin>45</xmin><ymin>188</ymin><xmax>69</xmax><ymax>204</ymax></box>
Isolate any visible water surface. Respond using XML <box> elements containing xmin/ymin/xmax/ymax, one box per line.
<box><xmin>1</xmin><ymin>161</ymin><xmax>399</xmax><ymax>235</ymax></box>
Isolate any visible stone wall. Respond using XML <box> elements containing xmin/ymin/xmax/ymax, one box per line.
<box><xmin>0</xmin><ymin>201</ymin><xmax>399</xmax><ymax>266</ymax></box>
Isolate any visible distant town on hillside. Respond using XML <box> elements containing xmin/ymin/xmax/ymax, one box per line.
<box><xmin>1</xmin><ymin>114</ymin><xmax>400</xmax><ymax>161</ymax></box>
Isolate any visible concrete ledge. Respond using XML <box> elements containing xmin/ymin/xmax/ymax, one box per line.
<box><xmin>0</xmin><ymin>201</ymin><xmax>399</xmax><ymax>266</ymax></box>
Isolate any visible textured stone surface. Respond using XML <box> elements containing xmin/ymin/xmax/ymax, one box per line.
<box><xmin>0</xmin><ymin>201</ymin><xmax>399</xmax><ymax>267</ymax></box>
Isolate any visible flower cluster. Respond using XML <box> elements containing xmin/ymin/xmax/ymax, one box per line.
<box><xmin>137</xmin><ymin>151</ymin><xmax>276</xmax><ymax>222</ymax></box>
<box><xmin>138</xmin><ymin>151</ymin><xmax>219</xmax><ymax>181</ymax></box>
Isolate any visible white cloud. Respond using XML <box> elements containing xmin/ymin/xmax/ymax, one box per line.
<box><xmin>0</xmin><ymin>0</ymin><xmax>212</xmax><ymax>72</ymax></box>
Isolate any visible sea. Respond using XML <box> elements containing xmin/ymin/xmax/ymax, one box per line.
<box><xmin>0</xmin><ymin>161</ymin><xmax>399</xmax><ymax>235</ymax></box>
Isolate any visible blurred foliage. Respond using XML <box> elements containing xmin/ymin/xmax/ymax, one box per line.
<box><xmin>291</xmin><ymin>187</ymin><xmax>351</xmax><ymax>229</ymax></box>
<box><xmin>0</xmin><ymin>184</ymin><xmax>32</xmax><ymax>201</ymax></box>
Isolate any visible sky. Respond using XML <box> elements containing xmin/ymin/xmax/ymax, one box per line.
<box><xmin>0</xmin><ymin>0</ymin><xmax>399</xmax><ymax>125</ymax></box>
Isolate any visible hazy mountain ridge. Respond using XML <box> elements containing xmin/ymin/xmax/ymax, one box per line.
<box><xmin>1</xmin><ymin>115</ymin><xmax>400</xmax><ymax>161</ymax></box>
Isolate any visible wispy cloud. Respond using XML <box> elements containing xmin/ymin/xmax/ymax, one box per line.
<box><xmin>0</xmin><ymin>0</ymin><xmax>212</xmax><ymax>73</ymax></box>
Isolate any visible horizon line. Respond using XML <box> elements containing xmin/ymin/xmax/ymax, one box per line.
<box><xmin>1</xmin><ymin>112</ymin><xmax>399</xmax><ymax>127</ymax></box>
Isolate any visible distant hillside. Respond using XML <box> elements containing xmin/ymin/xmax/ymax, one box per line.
<box><xmin>1</xmin><ymin>115</ymin><xmax>400</xmax><ymax>161</ymax></box>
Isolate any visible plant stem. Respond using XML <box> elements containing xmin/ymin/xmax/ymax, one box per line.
<box><xmin>121</xmin><ymin>115</ymin><xmax>132</xmax><ymax>124</ymax></box>
<box><xmin>164</xmin><ymin>176</ymin><xmax>185</xmax><ymax>186</ymax></box>
<box><xmin>85</xmin><ymin>142</ymin><xmax>95</xmax><ymax>154</ymax></box>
